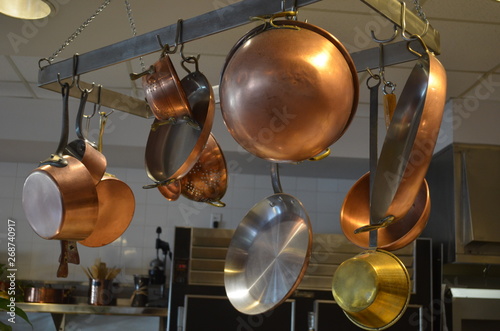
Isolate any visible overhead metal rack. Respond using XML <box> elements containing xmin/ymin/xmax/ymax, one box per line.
<box><xmin>37</xmin><ymin>0</ymin><xmax>440</xmax><ymax>118</ymax></box>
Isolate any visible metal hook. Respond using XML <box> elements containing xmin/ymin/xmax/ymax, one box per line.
<box><xmin>377</xmin><ymin>43</ymin><xmax>396</xmax><ymax>93</ymax></box>
<box><xmin>156</xmin><ymin>20</ymin><xmax>181</xmax><ymax>57</ymax></box>
<box><xmin>57</xmin><ymin>53</ymin><xmax>79</xmax><ymax>88</ymax></box>
<box><xmin>281</xmin><ymin>0</ymin><xmax>298</xmax><ymax>19</ymax></box>
<box><xmin>371</xmin><ymin>24</ymin><xmax>398</xmax><ymax>44</ymax></box>
<box><xmin>178</xmin><ymin>18</ymin><xmax>202</xmax><ymax>65</ymax></box>
<box><xmin>406</xmin><ymin>34</ymin><xmax>430</xmax><ymax>57</ymax></box>
<box><xmin>400</xmin><ymin>1</ymin><xmax>429</xmax><ymax>41</ymax></box>
<box><xmin>89</xmin><ymin>84</ymin><xmax>103</xmax><ymax>119</ymax></box>
<box><xmin>76</xmin><ymin>75</ymin><xmax>95</xmax><ymax>93</ymax></box>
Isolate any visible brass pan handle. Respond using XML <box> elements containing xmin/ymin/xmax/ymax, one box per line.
<box><xmin>354</xmin><ymin>215</ymin><xmax>396</xmax><ymax>234</ymax></box>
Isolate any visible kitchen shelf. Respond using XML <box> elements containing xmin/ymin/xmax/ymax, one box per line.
<box><xmin>17</xmin><ymin>302</ymin><xmax>167</xmax><ymax>331</ymax></box>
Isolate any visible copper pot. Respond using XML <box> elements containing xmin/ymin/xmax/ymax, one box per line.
<box><xmin>141</xmin><ymin>53</ymin><xmax>193</xmax><ymax>123</ymax></box>
<box><xmin>220</xmin><ymin>20</ymin><xmax>358</xmax><ymax>162</ymax></box>
<box><xmin>24</xmin><ymin>287</ymin><xmax>70</xmax><ymax>304</ymax></box>
<box><xmin>22</xmin><ymin>84</ymin><xmax>98</xmax><ymax>241</ymax></box>
<box><xmin>340</xmin><ymin>172</ymin><xmax>430</xmax><ymax>250</ymax></box>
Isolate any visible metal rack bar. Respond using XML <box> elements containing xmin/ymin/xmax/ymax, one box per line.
<box><xmin>38</xmin><ymin>0</ymin><xmax>439</xmax><ymax>118</ymax></box>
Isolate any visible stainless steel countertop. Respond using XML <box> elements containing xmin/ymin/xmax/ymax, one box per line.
<box><xmin>18</xmin><ymin>302</ymin><xmax>168</xmax><ymax>317</ymax></box>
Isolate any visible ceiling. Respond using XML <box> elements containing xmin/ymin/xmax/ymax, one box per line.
<box><xmin>0</xmin><ymin>0</ymin><xmax>499</xmax><ymax>178</ymax></box>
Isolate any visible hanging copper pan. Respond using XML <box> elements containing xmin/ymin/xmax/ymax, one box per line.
<box><xmin>136</xmin><ymin>50</ymin><xmax>194</xmax><ymax>124</ymax></box>
<box><xmin>220</xmin><ymin>19</ymin><xmax>358</xmax><ymax>162</ymax></box>
<box><xmin>340</xmin><ymin>172</ymin><xmax>430</xmax><ymax>250</ymax></box>
<box><xmin>157</xmin><ymin>180</ymin><xmax>181</xmax><ymax>201</ymax></box>
<box><xmin>79</xmin><ymin>111</ymin><xmax>135</xmax><ymax>247</ymax></box>
<box><xmin>144</xmin><ymin>58</ymin><xmax>214</xmax><ymax>186</ymax></box>
<box><xmin>370</xmin><ymin>43</ymin><xmax>446</xmax><ymax>224</ymax></box>
<box><xmin>180</xmin><ymin>133</ymin><xmax>227</xmax><ymax>207</ymax></box>
<box><xmin>64</xmin><ymin>88</ymin><xmax>106</xmax><ymax>185</ymax></box>
<box><xmin>224</xmin><ymin>163</ymin><xmax>312</xmax><ymax>315</ymax></box>
<box><xmin>22</xmin><ymin>83</ymin><xmax>98</xmax><ymax>241</ymax></box>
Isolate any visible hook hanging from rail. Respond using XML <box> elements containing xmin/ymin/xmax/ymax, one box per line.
<box><xmin>371</xmin><ymin>24</ymin><xmax>398</xmax><ymax>44</ymax></box>
<box><xmin>400</xmin><ymin>1</ymin><xmax>429</xmax><ymax>41</ymax></box>
<box><xmin>57</xmin><ymin>54</ymin><xmax>79</xmax><ymax>88</ymax></box>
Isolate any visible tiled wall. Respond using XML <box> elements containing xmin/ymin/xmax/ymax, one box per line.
<box><xmin>0</xmin><ymin>161</ymin><xmax>355</xmax><ymax>284</ymax></box>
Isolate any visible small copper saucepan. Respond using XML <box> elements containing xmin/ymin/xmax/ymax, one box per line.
<box><xmin>220</xmin><ymin>18</ymin><xmax>358</xmax><ymax>162</ymax></box>
<box><xmin>132</xmin><ymin>45</ymin><xmax>195</xmax><ymax>125</ymax></box>
<box><xmin>22</xmin><ymin>83</ymin><xmax>98</xmax><ymax>241</ymax></box>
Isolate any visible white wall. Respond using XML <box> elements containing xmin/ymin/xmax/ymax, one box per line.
<box><xmin>0</xmin><ymin>161</ymin><xmax>355</xmax><ymax>284</ymax></box>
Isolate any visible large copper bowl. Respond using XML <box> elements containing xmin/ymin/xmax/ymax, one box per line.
<box><xmin>340</xmin><ymin>172</ymin><xmax>430</xmax><ymax>250</ymax></box>
<box><xmin>220</xmin><ymin>20</ymin><xmax>358</xmax><ymax>162</ymax></box>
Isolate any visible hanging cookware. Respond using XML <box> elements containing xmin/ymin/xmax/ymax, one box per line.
<box><xmin>340</xmin><ymin>172</ymin><xmax>430</xmax><ymax>250</ymax></box>
<box><xmin>64</xmin><ymin>86</ymin><xmax>107</xmax><ymax>185</ymax></box>
<box><xmin>180</xmin><ymin>133</ymin><xmax>227</xmax><ymax>207</ymax></box>
<box><xmin>224</xmin><ymin>163</ymin><xmax>312</xmax><ymax>315</ymax></box>
<box><xmin>157</xmin><ymin>180</ymin><xmax>181</xmax><ymax>201</ymax></box>
<box><xmin>331</xmin><ymin>249</ymin><xmax>411</xmax><ymax>330</ymax></box>
<box><xmin>144</xmin><ymin>57</ymin><xmax>215</xmax><ymax>185</ymax></box>
<box><xmin>79</xmin><ymin>111</ymin><xmax>135</xmax><ymax>247</ymax></box>
<box><xmin>220</xmin><ymin>17</ymin><xmax>359</xmax><ymax>162</ymax></box>
<box><xmin>369</xmin><ymin>38</ymin><xmax>446</xmax><ymax>225</ymax></box>
<box><xmin>131</xmin><ymin>44</ymin><xmax>196</xmax><ymax>125</ymax></box>
<box><xmin>22</xmin><ymin>83</ymin><xmax>99</xmax><ymax>240</ymax></box>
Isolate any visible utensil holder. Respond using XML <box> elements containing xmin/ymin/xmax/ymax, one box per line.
<box><xmin>88</xmin><ymin>279</ymin><xmax>114</xmax><ymax>305</ymax></box>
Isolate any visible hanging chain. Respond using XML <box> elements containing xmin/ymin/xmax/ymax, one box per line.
<box><xmin>42</xmin><ymin>0</ymin><xmax>112</xmax><ymax>65</ymax></box>
<box><xmin>412</xmin><ymin>0</ymin><xmax>427</xmax><ymax>22</ymax></box>
<box><xmin>124</xmin><ymin>0</ymin><xmax>145</xmax><ymax>71</ymax></box>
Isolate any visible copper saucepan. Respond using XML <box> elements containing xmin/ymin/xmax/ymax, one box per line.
<box><xmin>370</xmin><ymin>43</ymin><xmax>446</xmax><ymax>224</ymax></box>
<box><xmin>22</xmin><ymin>83</ymin><xmax>98</xmax><ymax>241</ymax></box>
<box><xmin>135</xmin><ymin>49</ymin><xmax>194</xmax><ymax>124</ymax></box>
<box><xmin>79</xmin><ymin>111</ymin><xmax>135</xmax><ymax>247</ymax></box>
<box><xmin>220</xmin><ymin>19</ymin><xmax>358</xmax><ymax>162</ymax></box>
<box><xmin>224</xmin><ymin>163</ymin><xmax>312</xmax><ymax>315</ymax></box>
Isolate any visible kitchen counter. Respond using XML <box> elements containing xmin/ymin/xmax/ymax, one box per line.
<box><xmin>18</xmin><ymin>303</ymin><xmax>167</xmax><ymax>331</ymax></box>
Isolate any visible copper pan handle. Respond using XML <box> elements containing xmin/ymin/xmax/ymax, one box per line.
<box><xmin>308</xmin><ymin>148</ymin><xmax>330</xmax><ymax>161</ymax></box>
<box><xmin>354</xmin><ymin>215</ymin><xmax>396</xmax><ymax>234</ymax></box>
<box><xmin>207</xmin><ymin>200</ymin><xmax>226</xmax><ymax>208</ymax></box>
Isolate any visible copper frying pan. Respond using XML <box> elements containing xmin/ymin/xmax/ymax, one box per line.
<box><xmin>370</xmin><ymin>45</ymin><xmax>446</xmax><ymax>224</ymax></box>
<box><xmin>79</xmin><ymin>111</ymin><xmax>135</xmax><ymax>247</ymax></box>
<box><xmin>22</xmin><ymin>83</ymin><xmax>98</xmax><ymax>241</ymax></box>
<box><xmin>220</xmin><ymin>19</ymin><xmax>359</xmax><ymax>162</ymax></box>
<box><xmin>224</xmin><ymin>163</ymin><xmax>312</xmax><ymax>315</ymax></box>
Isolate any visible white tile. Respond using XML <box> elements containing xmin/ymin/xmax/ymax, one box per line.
<box><xmin>314</xmin><ymin>212</ymin><xmax>340</xmax><ymax>234</ymax></box>
<box><xmin>0</xmin><ymin>197</ymin><xmax>14</xmax><ymax>220</ymax></box>
<box><xmin>280</xmin><ymin>175</ymin><xmax>297</xmax><ymax>191</ymax></box>
<box><xmin>231</xmin><ymin>188</ymin><xmax>256</xmax><ymax>209</ymax></box>
<box><xmin>0</xmin><ymin>162</ymin><xmax>17</xmax><ymax>176</ymax></box>
<box><xmin>337</xmin><ymin>178</ymin><xmax>357</xmax><ymax>193</ymax></box>
<box><xmin>231</xmin><ymin>173</ymin><xmax>255</xmax><ymax>188</ymax></box>
<box><xmin>126</xmin><ymin>168</ymin><xmax>149</xmax><ymax>182</ymax></box>
<box><xmin>130</xmin><ymin>203</ymin><xmax>146</xmax><ymax>225</ymax></box>
<box><xmin>316</xmin><ymin>192</ymin><xmax>344</xmax><ymax>213</ymax></box>
<box><xmin>296</xmin><ymin>176</ymin><xmax>318</xmax><ymax>192</ymax></box>
<box><xmin>317</xmin><ymin>178</ymin><xmax>338</xmax><ymax>192</ymax></box>
<box><xmin>120</xmin><ymin>247</ymin><xmax>143</xmax><ymax>270</ymax></box>
<box><xmin>254</xmin><ymin>175</ymin><xmax>269</xmax><ymax>189</ymax></box>
<box><xmin>144</xmin><ymin>204</ymin><xmax>168</xmax><ymax>225</ymax></box>
<box><xmin>0</xmin><ymin>176</ymin><xmax>16</xmax><ymax>198</ymax></box>
<box><xmin>121</xmin><ymin>225</ymin><xmax>145</xmax><ymax>248</ymax></box>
